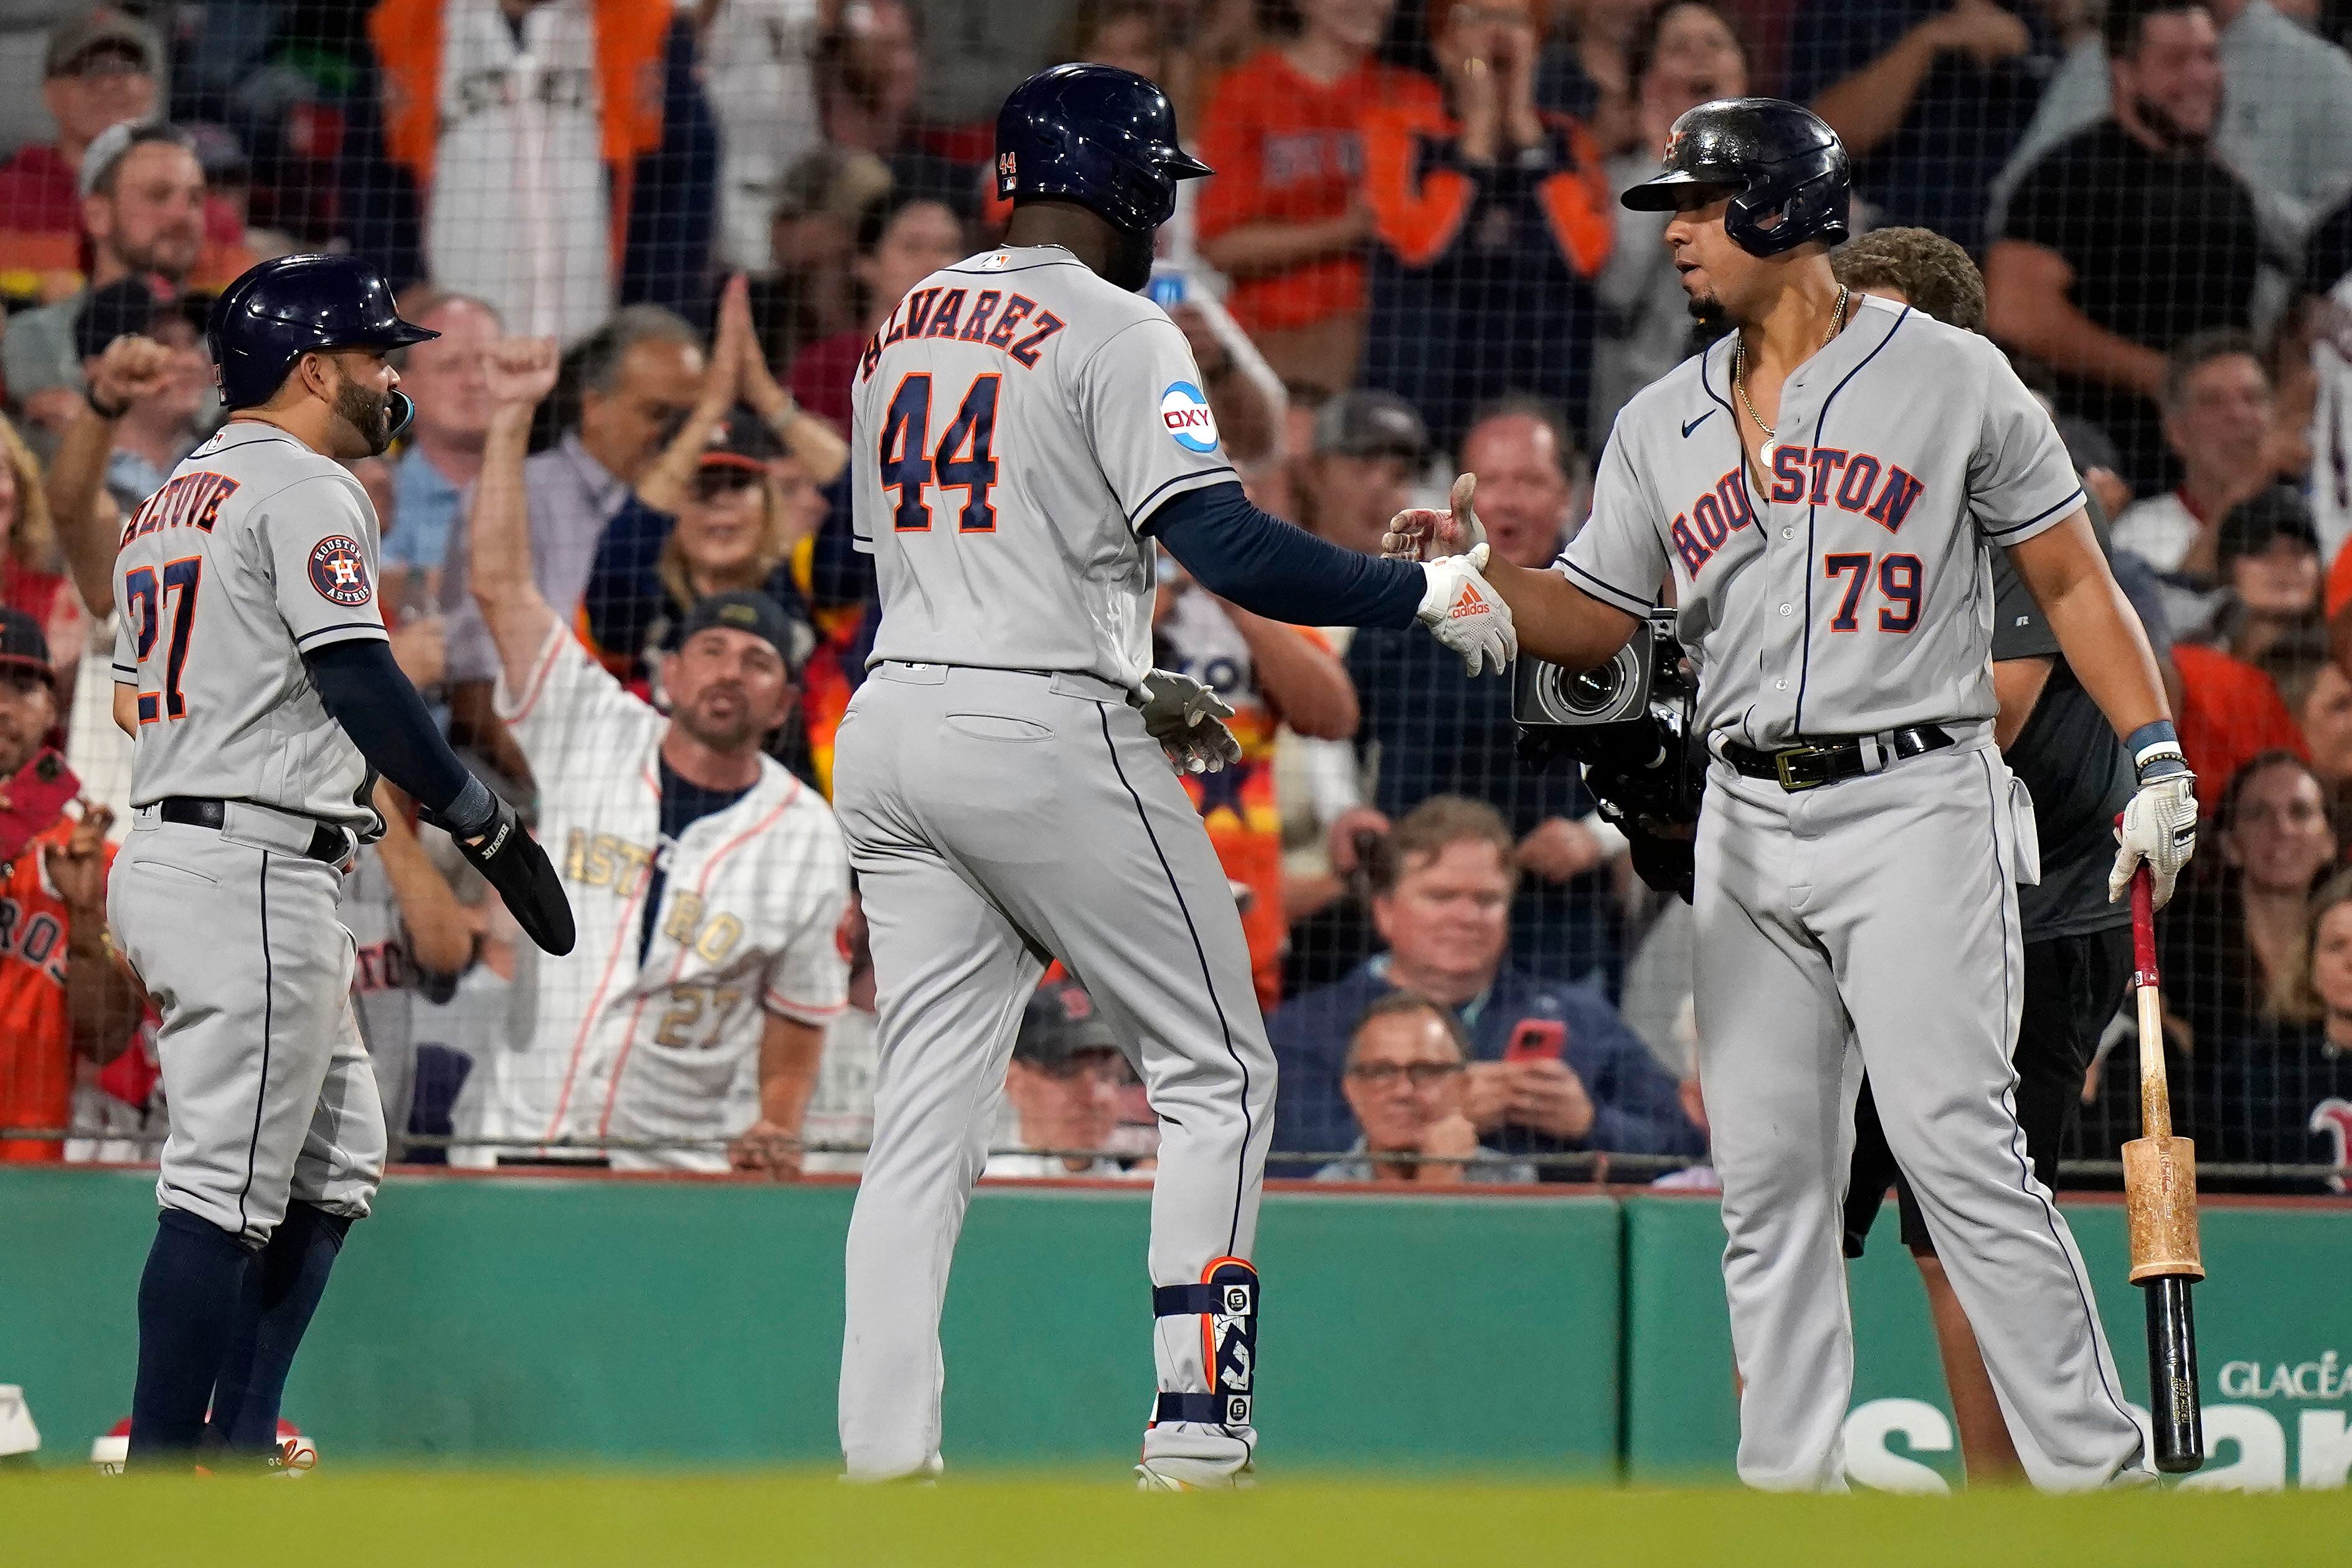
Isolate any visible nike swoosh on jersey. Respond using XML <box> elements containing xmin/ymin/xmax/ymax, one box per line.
<box><xmin>1681</xmin><ymin>410</ymin><xmax>1716</xmax><ymax>438</ymax></box>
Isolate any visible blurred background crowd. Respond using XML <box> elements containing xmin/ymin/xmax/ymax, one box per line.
<box><xmin>3</xmin><ymin>0</ymin><xmax>2352</xmax><ymax>1194</ymax></box>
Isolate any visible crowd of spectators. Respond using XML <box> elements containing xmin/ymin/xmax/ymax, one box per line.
<box><xmin>5</xmin><ymin>0</ymin><xmax>2352</xmax><ymax>1193</ymax></box>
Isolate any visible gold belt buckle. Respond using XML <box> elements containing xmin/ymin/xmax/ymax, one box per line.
<box><xmin>1773</xmin><ymin>749</ymin><xmax>1823</xmax><ymax>792</ymax></box>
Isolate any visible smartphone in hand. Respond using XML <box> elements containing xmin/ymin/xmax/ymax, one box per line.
<box><xmin>1503</xmin><ymin>1018</ymin><xmax>1567</xmax><ymax>1064</ymax></box>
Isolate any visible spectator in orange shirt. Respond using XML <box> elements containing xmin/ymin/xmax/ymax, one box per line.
<box><xmin>0</xmin><ymin>607</ymin><xmax>141</xmax><ymax>1164</ymax></box>
<box><xmin>1359</xmin><ymin>0</ymin><xmax>1615</xmax><ymax>449</ymax></box>
<box><xmin>1196</xmin><ymin>0</ymin><xmax>1411</xmax><ymax>394</ymax></box>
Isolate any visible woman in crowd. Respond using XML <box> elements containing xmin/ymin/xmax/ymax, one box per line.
<box><xmin>2161</xmin><ymin>752</ymin><xmax>2337</xmax><ymax>1054</ymax></box>
<box><xmin>1358</xmin><ymin>0</ymin><xmax>1617</xmax><ymax>450</ymax></box>
<box><xmin>786</xmin><ymin>189</ymin><xmax>967</xmax><ymax>432</ymax></box>
<box><xmin>1533</xmin><ymin>0</ymin><xmax>1653</xmax><ymax>152</ymax></box>
<box><xmin>585</xmin><ymin>278</ymin><xmax>829</xmax><ymax>766</ymax></box>
<box><xmin>1196</xmin><ymin>0</ymin><xmax>1412</xmax><ymax>394</ymax></box>
<box><xmin>1587</xmin><ymin>0</ymin><xmax>1749</xmax><ymax>446</ymax></box>
<box><xmin>2272</xmin><ymin>875</ymin><xmax>2352</xmax><ymax>1189</ymax></box>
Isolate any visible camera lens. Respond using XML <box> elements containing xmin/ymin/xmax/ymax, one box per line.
<box><xmin>1551</xmin><ymin>658</ymin><xmax>1623</xmax><ymax>717</ymax></box>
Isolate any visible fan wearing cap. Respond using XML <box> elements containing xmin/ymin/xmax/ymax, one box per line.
<box><xmin>2171</xmin><ymin>486</ymin><xmax>2327</xmax><ymax>813</ymax></box>
<box><xmin>0</xmin><ymin>606</ymin><xmax>141</xmax><ymax>1168</ymax></box>
<box><xmin>982</xmin><ymin>981</ymin><xmax>1146</xmax><ymax>1180</ymax></box>
<box><xmin>463</xmin><ymin>334</ymin><xmax>850</xmax><ymax>1176</ymax></box>
<box><xmin>0</xmin><ymin>117</ymin><xmax>208</xmax><ymax>436</ymax></box>
<box><xmin>0</xmin><ymin>14</ymin><xmax>243</xmax><ymax>264</ymax></box>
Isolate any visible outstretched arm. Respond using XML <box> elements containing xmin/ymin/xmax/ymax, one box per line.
<box><xmin>1385</xmin><ymin>475</ymin><xmax>1641</xmax><ymax>671</ymax></box>
<box><xmin>470</xmin><ymin>339</ymin><xmax>564</xmax><ymax>696</ymax></box>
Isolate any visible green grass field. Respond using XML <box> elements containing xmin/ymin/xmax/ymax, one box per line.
<box><xmin>9</xmin><ymin>1472</ymin><xmax>2350</xmax><ymax>1568</ymax></box>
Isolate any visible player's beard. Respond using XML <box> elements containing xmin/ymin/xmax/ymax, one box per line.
<box><xmin>1105</xmin><ymin>227</ymin><xmax>1157</xmax><ymax>293</ymax></box>
<box><xmin>331</xmin><ymin>375</ymin><xmax>396</xmax><ymax>456</ymax></box>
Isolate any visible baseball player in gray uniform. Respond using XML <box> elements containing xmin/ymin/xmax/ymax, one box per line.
<box><xmin>836</xmin><ymin>65</ymin><xmax>1511</xmax><ymax>1490</ymax></box>
<box><xmin>108</xmin><ymin>255</ymin><xmax>570</xmax><ymax>1469</ymax></box>
<box><xmin>1387</xmin><ymin>100</ymin><xmax>2197</xmax><ymax>1491</ymax></box>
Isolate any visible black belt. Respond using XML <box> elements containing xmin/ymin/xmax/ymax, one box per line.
<box><xmin>158</xmin><ymin>796</ymin><xmax>349</xmax><ymax>864</ymax></box>
<box><xmin>1722</xmin><ymin>725</ymin><xmax>1954</xmax><ymax>792</ymax></box>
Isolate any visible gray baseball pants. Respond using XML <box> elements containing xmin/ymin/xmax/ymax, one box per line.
<box><xmin>111</xmin><ymin>804</ymin><xmax>384</xmax><ymax>1246</ymax></box>
<box><xmin>833</xmin><ymin>662</ymin><xmax>1273</xmax><ymax>1481</ymax></box>
<box><xmin>1692</xmin><ymin>730</ymin><xmax>2145</xmax><ymax>1491</ymax></box>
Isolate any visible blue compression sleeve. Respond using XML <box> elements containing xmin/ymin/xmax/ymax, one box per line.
<box><xmin>304</xmin><ymin>638</ymin><xmax>492</xmax><ymax>831</ymax></box>
<box><xmin>1147</xmin><ymin>481</ymin><xmax>1424</xmax><ymax>630</ymax></box>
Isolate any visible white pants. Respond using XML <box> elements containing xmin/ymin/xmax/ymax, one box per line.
<box><xmin>1693</xmin><ymin>735</ymin><xmax>2144</xmax><ymax>1491</ymax></box>
<box><xmin>833</xmin><ymin>664</ymin><xmax>1273</xmax><ymax>1481</ymax></box>
<box><xmin>113</xmin><ymin>805</ymin><xmax>383</xmax><ymax>1245</ymax></box>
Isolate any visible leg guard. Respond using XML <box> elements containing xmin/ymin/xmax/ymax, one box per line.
<box><xmin>1152</xmin><ymin>1257</ymin><xmax>1257</xmax><ymax>1430</ymax></box>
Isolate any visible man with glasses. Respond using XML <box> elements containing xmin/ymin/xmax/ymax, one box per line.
<box><xmin>1315</xmin><ymin>992</ymin><xmax>1534</xmax><ymax>1186</ymax></box>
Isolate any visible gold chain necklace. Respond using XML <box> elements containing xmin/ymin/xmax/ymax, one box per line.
<box><xmin>1732</xmin><ymin>286</ymin><xmax>1851</xmax><ymax>441</ymax></box>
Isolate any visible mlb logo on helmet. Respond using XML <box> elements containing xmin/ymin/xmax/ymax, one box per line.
<box><xmin>1159</xmin><ymin>382</ymin><xmax>1219</xmax><ymax>454</ymax></box>
<box><xmin>996</xmin><ymin>151</ymin><xmax>1018</xmax><ymax>194</ymax></box>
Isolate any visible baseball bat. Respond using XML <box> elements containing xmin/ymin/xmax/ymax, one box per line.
<box><xmin>2123</xmin><ymin>864</ymin><xmax>2204</xmax><ymax>1474</ymax></box>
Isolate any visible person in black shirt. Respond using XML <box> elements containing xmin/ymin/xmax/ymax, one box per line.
<box><xmin>1986</xmin><ymin>0</ymin><xmax>2265</xmax><ymax>496</ymax></box>
<box><xmin>1833</xmin><ymin>229</ymin><xmax>2138</xmax><ymax>1485</ymax></box>
<box><xmin>1788</xmin><ymin>0</ymin><xmax>2061</xmax><ymax>253</ymax></box>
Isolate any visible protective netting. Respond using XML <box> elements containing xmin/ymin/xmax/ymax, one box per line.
<box><xmin>2</xmin><ymin>0</ymin><xmax>2349</xmax><ymax>1195</ymax></box>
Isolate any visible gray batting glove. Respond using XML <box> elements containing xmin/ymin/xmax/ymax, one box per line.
<box><xmin>1139</xmin><ymin>669</ymin><xmax>1242</xmax><ymax>775</ymax></box>
<box><xmin>2111</xmin><ymin>768</ymin><xmax>2198</xmax><ymax>909</ymax></box>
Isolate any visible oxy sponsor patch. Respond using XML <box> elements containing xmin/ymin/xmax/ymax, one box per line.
<box><xmin>1160</xmin><ymin>380</ymin><xmax>1219</xmax><ymax>454</ymax></box>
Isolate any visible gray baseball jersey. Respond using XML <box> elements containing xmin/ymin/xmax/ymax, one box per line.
<box><xmin>838</xmin><ymin>244</ymin><xmax>1268</xmax><ymax>1486</ymax></box>
<box><xmin>851</xmin><ymin>244</ymin><xmax>1234</xmax><ymax>690</ymax></box>
<box><xmin>111</xmin><ymin>422</ymin><xmax>387</xmax><ymax>832</ymax></box>
<box><xmin>1566</xmin><ymin>295</ymin><xmax>2145</xmax><ymax>1491</ymax></box>
<box><xmin>1564</xmin><ymin>294</ymin><xmax>2085</xmax><ymax>749</ymax></box>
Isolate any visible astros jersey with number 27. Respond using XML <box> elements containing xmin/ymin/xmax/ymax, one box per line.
<box><xmin>111</xmin><ymin>423</ymin><xmax>389</xmax><ymax>831</ymax></box>
<box><xmin>851</xmin><ymin>244</ymin><xmax>1235</xmax><ymax>689</ymax></box>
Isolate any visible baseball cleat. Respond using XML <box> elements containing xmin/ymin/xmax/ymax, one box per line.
<box><xmin>1134</xmin><ymin>1458</ymin><xmax>1251</xmax><ymax>1491</ymax></box>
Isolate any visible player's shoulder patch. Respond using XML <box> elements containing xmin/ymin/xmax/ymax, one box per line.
<box><xmin>1159</xmin><ymin>380</ymin><xmax>1220</xmax><ymax>455</ymax></box>
<box><xmin>308</xmin><ymin>535</ymin><xmax>374</xmax><ymax>608</ymax></box>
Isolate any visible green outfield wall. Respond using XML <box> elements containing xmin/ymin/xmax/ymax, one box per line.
<box><xmin>1</xmin><ymin>1169</ymin><xmax>2344</xmax><ymax>1486</ymax></box>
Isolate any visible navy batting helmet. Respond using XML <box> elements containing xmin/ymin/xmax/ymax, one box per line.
<box><xmin>995</xmin><ymin>64</ymin><xmax>1211</xmax><ymax>237</ymax></box>
<box><xmin>1620</xmin><ymin>98</ymin><xmax>1850</xmax><ymax>258</ymax></box>
<box><xmin>207</xmin><ymin>253</ymin><xmax>438</xmax><ymax>412</ymax></box>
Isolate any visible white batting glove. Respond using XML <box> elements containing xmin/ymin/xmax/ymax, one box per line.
<box><xmin>1417</xmin><ymin>543</ymin><xmax>1516</xmax><ymax>676</ymax></box>
<box><xmin>2110</xmin><ymin>757</ymin><xmax>2198</xmax><ymax>910</ymax></box>
<box><xmin>1139</xmin><ymin>670</ymin><xmax>1242</xmax><ymax>775</ymax></box>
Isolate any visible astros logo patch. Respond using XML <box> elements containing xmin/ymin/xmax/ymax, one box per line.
<box><xmin>1159</xmin><ymin>381</ymin><xmax>1219</xmax><ymax>454</ymax></box>
<box><xmin>309</xmin><ymin>536</ymin><xmax>372</xmax><ymax>607</ymax></box>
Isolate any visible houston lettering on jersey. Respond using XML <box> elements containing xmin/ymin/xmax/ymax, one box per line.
<box><xmin>856</xmin><ymin>285</ymin><xmax>1067</xmax><ymax>385</ymax></box>
<box><xmin>1670</xmin><ymin>451</ymin><xmax>1927</xmax><ymax>578</ymax></box>
<box><xmin>120</xmin><ymin>471</ymin><xmax>240</xmax><ymax>546</ymax></box>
